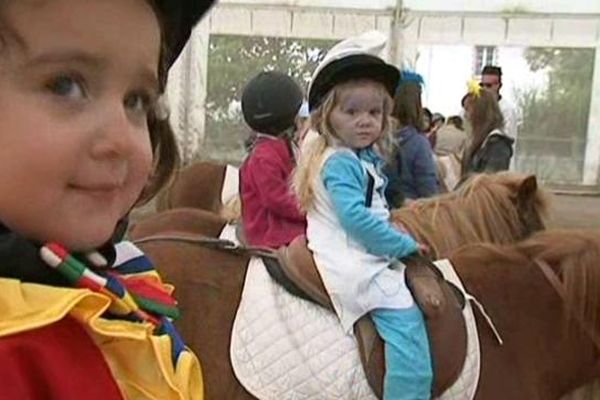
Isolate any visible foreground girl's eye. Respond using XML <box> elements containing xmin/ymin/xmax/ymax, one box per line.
<box><xmin>124</xmin><ymin>91</ymin><xmax>154</xmax><ymax>116</ymax></box>
<box><xmin>46</xmin><ymin>74</ymin><xmax>86</xmax><ymax>100</ymax></box>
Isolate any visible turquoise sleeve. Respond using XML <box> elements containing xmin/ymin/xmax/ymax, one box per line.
<box><xmin>321</xmin><ymin>152</ymin><xmax>420</xmax><ymax>259</ymax></box>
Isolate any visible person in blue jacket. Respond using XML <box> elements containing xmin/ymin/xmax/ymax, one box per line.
<box><xmin>293</xmin><ymin>31</ymin><xmax>432</xmax><ymax>400</ymax></box>
<box><xmin>384</xmin><ymin>72</ymin><xmax>439</xmax><ymax>207</ymax></box>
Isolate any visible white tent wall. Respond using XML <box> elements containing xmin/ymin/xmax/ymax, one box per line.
<box><xmin>166</xmin><ymin>1</ymin><xmax>600</xmax><ymax>187</ymax></box>
<box><xmin>218</xmin><ymin>0</ymin><xmax>600</xmax><ymax>13</ymax></box>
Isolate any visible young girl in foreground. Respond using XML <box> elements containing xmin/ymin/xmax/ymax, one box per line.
<box><xmin>0</xmin><ymin>0</ymin><xmax>213</xmax><ymax>398</ymax></box>
<box><xmin>294</xmin><ymin>31</ymin><xmax>433</xmax><ymax>400</ymax></box>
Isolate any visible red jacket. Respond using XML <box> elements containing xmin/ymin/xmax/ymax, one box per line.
<box><xmin>240</xmin><ymin>135</ymin><xmax>306</xmax><ymax>248</ymax></box>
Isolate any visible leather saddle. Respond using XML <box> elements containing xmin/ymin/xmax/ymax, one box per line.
<box><xmin>266</xmin><ymin>235</ymin><xmax>468</xmax><ymax>398</ymax></box>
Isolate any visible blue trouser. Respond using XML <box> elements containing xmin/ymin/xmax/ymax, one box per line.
<box><xmin>370</xmin><ymin>306</ymin><xmax>433</xmax><ymax>400</ymax></box>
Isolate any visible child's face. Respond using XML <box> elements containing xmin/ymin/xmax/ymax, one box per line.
<box><xmin>329</xmin><ymin>81</ymin><xmax>385</xmax><ymax>149</ymax></box>
<box><xmin>0</xmin><ymin>0</ymin><xmax>159</xmax><ymax>250</ymax></box>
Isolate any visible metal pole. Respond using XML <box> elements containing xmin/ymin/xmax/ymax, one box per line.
<box><xmin>388</xmin><ymin>0</ymin><xmax>403</xmax><ymax>65</ymax></box>
<box><xmin>582</xmin><ymin>45</ymin><xmax>600</xmax><ymax>186</ymax></box>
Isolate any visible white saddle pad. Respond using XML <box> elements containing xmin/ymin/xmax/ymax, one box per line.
<box><xmin>221</xmin><ymin>164</ymin><xmax>239</xmax><ymax>205</ymax></box>
<box><xmin>230</xmin><ymin>257</ymin><xmax>480</xmax><ymax>400</ymax></box>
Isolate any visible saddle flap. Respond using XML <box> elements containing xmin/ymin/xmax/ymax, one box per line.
<box><xmin>405</xmin><ymin>257</ymin><xmax>468</xmax><ymax>396</ymax></box>
<box><xmin>354</xmin><ymin>317</ymin><xmax>384</xmax><ymax>399</ymax></box>
<box><xmin>276</xmin><ymin>236</ymin><xmax>333</xmax><ymax>310</ymax></box>
<box><xmin>356</xmin><ymin>257</ymin><xmax>468</xmax><ymax>399</ymax></box>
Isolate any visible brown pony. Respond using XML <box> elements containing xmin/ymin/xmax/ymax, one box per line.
<box><xmin>128</xmin><ymin>208</ymin><xmax>228</xmax><ymax>240</ymax></box>
<box><xmin>136</xmin><ymin>229</ymin><xmax>600</xmax><ymax>399</ymax></box>
<box><xmin>155</xmin><ymin>161</ymin><xmax>239</xmax><ymax>219</ymax></box>
<box><xmin>132</xmin><ymin>172</ymin><xmax>549</xmax><ymax>260</ymax></box>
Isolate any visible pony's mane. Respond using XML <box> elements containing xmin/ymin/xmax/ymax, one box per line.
<box><xmin>453</xmin><ymin>229</ymin><xmax>600</xmax><ymax>339</ymax></box>
<box><xmin>391</xmin><ymin>172</ymin><xmax>550</xmax><ymax>259</ymax></box>
<box><xmin>519</xmin><ymin>229</ymin><xmax>600</xmax><ymax>336</ymax></box>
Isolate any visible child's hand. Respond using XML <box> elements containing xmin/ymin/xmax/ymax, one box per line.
<box><xmin>392</xmin><ymin>221</ymin><xmax>409</xmax><ymax>234</ymax></box>
<box><xmin>418</xmin><ymin>243</ymin><xmax>430</xmax><ymax>255</ymax></box>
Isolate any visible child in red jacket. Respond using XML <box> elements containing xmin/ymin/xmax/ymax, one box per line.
<box><xmin>240</xmin><ymin>71</ymin><xmax>307</xmax><ymax>248</ymax></box>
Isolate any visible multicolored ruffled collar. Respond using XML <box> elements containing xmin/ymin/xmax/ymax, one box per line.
<box><xmin>0</xmin><ymin>223</ymin><xmax>187</xmax><ymax>365</ymax></box>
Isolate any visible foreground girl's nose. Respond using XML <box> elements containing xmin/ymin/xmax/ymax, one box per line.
<box><xmin>90</xmin><ymin>104</ymin><xmax>139</xmax><ymax>160</ymax></box>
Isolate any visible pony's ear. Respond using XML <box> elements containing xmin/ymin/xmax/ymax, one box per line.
<box><xmin>518</xmin><ymin>175</ymin><xmax>538</xmax><ymax>201</ymax></box>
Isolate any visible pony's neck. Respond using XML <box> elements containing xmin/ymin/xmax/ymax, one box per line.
<box><xmin>453</xmin><ymin>250</ymin><xmax>598</xmax><ymax>398</ymax></box>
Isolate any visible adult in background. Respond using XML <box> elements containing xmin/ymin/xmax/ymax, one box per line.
<box><xmin>434</xmin><ymin>115</ymin><xmax>467</xmax><ymax>192</ymax></box>
<box><xmin>426</xmin><ymin>112</ymin><xmax>444</xmax><ymax>149</ymax></box>
<box><xmin>447</xmin><ymin>115</ymin><xmax>464</xmax><ymax>131</ymax></box>
<box><xmin>421</xmin><ymin>107</ymin><xmax>435</xmax><ymax>148</ymax></box>
<box><xmin>480</xmin><ymin>65</ymin><xmax>519</xmax><ymax>143</ymax></box>
<box><xmin>461</xmin><ymin>82</ymin><xmax>514</xmax><ymax>178</ymax></box>
<box><xmin>435</xmin><ymin>115</ymin><xmax>468</xmax><ymax>156</ymax></box>
<box><xmin>384</xmin><ymin>72</ymin><xmax>439</xmax><ymax>207</ymax></box>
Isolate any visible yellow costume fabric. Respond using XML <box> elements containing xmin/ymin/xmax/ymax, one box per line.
<box><xmin>0</xmin><ymin>278</ymin><xmax>204</xmax><ymax>400</ymax></box>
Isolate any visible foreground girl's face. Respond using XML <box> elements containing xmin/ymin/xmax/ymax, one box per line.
<box><xmin>0</xmin><ymin>0</ymin><xmax>160</xmax><ymax>250</ymax></box>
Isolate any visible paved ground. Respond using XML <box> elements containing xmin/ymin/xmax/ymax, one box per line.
<box><xmin>548</xmin><ymin>193</ymin><xmax>600</xmax><ymax>230</ymax></box>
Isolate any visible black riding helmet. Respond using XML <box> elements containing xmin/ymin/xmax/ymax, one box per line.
<box><xmin>242</xmin><ymin>71</ymin><xmax>304</xmax><ymax>136</ymax></box>
<box><xmin>308</xmin><ymin>54</ymin><xmax>399</xmax><ymax>112</ymax></box>
<box><xmin>307</xmin><ymin>31</ymin><xmax>399</xmax><ymax>112</ymax></box>
<box><xmin>153</xmin><ymin>0</ymin><xmax>216</xmax><ymax>69</ymax></box>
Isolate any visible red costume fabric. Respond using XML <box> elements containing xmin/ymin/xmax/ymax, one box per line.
<box><xmin>240</xmin><ymin>136</ymin><xmax>306</xmax><ymax>248</ymax></box>
<box><xmin>0</xmin><ymin>316</ymin><xmax>123</xmax><ymax>400</ymax></box>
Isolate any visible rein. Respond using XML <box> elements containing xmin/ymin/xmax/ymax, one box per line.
<box><xmin>534</xmin><ymin>258</ymin><xmax>600</xmax><ymax>366</ymax></box>
<box><xmin>133</xmin><ymin>233</ymin><xmax>277</xmax><ymax>259</ymax></box>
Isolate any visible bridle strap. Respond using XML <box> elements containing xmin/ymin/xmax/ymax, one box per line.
<box><xmin>133</xmin><ymin>232</ymin><xmax>277</xmax><ymax>259</ymax></box>
<box><xmin>534</xmin><ymin>258</ymin><xmax>600</xmax><ymax>360</ymax></box>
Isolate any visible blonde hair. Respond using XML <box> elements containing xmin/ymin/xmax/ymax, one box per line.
<box><xmin>293</xmin><ymin>79</ymin><xmax>394</xmax><ymax>211</ymax></box>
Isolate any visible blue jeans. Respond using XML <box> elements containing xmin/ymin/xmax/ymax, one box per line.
<box><xmin>371</xmin><ymin>306</ymin><xmax>433</xmax><ymax>400</ymax></box>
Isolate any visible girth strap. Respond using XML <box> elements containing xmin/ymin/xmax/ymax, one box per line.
<box><xmin>133</xmin><ymin>232</ymin><xmax>277</xmax><ymax>259</ymax></box>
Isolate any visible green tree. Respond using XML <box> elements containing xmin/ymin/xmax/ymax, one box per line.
<box><xmin>516</xmin><ymin>47</ymin><xmax>594</xmax><ymax>182</ymax></box>
<box><xmin>202</xmin><ymin>35</ymin><xmax>334</xmax><ymax>164</ymax></box>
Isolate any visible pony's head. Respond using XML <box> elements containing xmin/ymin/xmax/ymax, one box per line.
<box><xmin>456</xmin><ymin>172</ymin><xmax>550</xmax><ymax>237</ymax></box>
<box><xmin>392</xmin><ymin>172</ymin><xmax>550</xmax><ymax>258</ymax></box>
